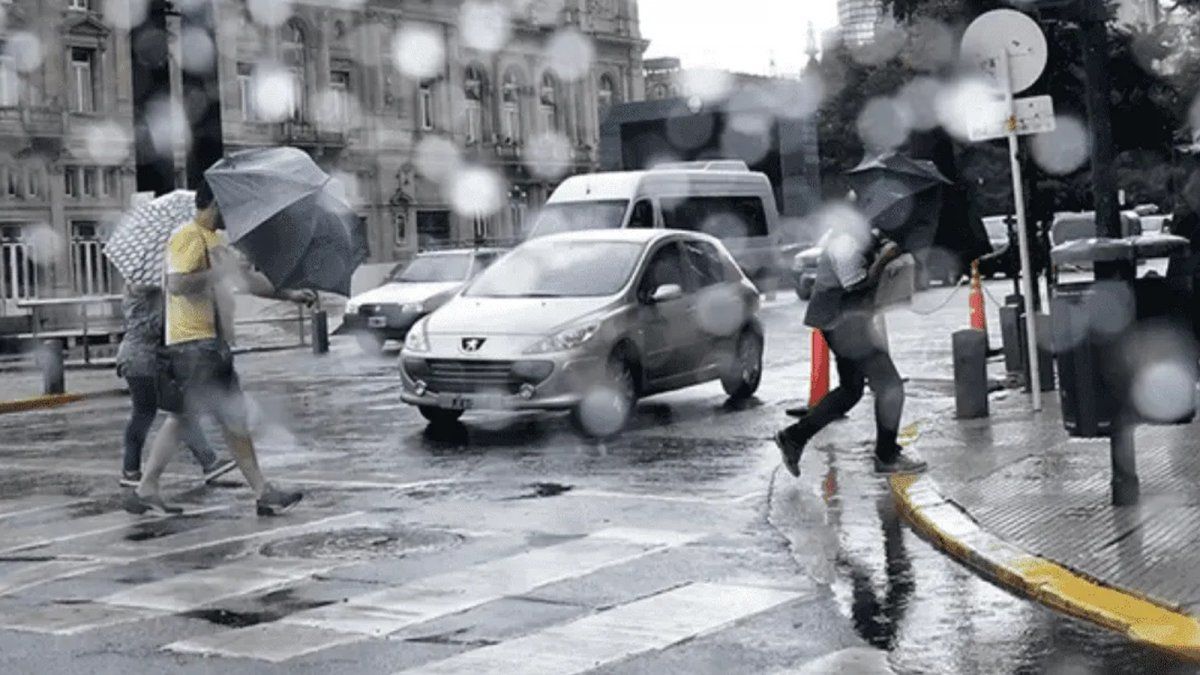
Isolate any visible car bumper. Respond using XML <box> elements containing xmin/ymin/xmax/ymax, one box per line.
<box><xmin>399</xmin><ymin>351</ymin><xmax>606</xmax><ymax>412</ymax></box>
<box><xmin>342</xmin><ymin>311</ymin><xmax>423</xmax><ymax>339</ymax></box>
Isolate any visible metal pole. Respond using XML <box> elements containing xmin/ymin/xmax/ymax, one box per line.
<box><xmin>1110</xmin><ymin>423</ymin><xmax>1139</xmax><ymax>506</ymax></box>
<box><xmin>1001</xmin><ymin>48</ymin><xmax>1043</xmax><ymax>411</ymax></box>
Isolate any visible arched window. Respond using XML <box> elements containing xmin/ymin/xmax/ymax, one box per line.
<box><xmin>501</xmin><ymin>69</ymin><xmax>522</xmax><ymax>143</ymax></box>
<box><xmin>464</xmin><ymin>64</ymin><xmax>486</xmax><ymax>143</ymax></box>
<box><xmin>282</xmin><ymin>19</ymin><xmax>307</xmax><ymax>121</ymax></box>
<box><xmin>539</xmin><ymin>71</ymin><xmax>558</xmax><ymax>132</ymax></box>
<box><xmin>651</xmin><ymin>83</ymin><xmax>670</xmax><ymax>100</ymax></box>
<box><xmin>598</xmin><ymin>73</ymin><xmax>618</xmax><ymax>118</ymax></box>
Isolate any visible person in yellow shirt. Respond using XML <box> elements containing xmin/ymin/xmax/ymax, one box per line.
<box><xmin>124</xmin><ymin>181</ymin><xmax>315</xmax><ymax>517</ymax></box>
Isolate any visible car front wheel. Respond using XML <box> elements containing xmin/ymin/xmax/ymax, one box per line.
<box><xmin>571</xmin><ymin>352</ymin><xmax>637</xmax><ymax>440</ymax></box>
<box><xmin>418</xmin><ymin>406</ymin><xmax>464</xmax><ymax>427</ymax></box>
<box><xmin>722</xmin><ymin>329</ymin><xmax>763</xmax><ymax>400</ymax></box>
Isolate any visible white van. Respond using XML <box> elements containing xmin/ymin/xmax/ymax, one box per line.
<box><xmin>526</xmin><ymin>161</ymin><xmax>784</xmax><ymax>281</ymax></box>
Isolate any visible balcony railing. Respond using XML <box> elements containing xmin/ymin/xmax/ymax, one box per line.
<box><xmin>276</xmin><ymin>120</ymin><xmax>346</xmax><ymax>147</ymax></box>
<box><xmin>0</xmin><ymin>107</ymin><xmax>65</xmax><ymax>138</ymax></box>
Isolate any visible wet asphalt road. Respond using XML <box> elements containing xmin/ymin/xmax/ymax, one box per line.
<box><xmin>0</xmin><ymin>285</ymin><xmax>1195</xmax><ymax>674</ymax></box>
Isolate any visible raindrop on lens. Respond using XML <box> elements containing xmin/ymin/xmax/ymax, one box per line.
<box><xmin>857</xmin><ymin>97</ymin><xmax>910</xmax><ymax>154</ymax></box>
<box><xmin>247</xmin><ymin>0</ymin><xmax>294</xmax><ymax>28</ymax></box>
<box><xmin>251</xmin><ymin>65</ymin><xmax>296</xmax><ymax>123</ymax></box>
<box><xmin>82</xmin><ymin>121</ymin><xmax>132</xmax><ymax>165</ymax></box>
<box><xmin>179</xmin><ymin>28</ymin><xmax>216</xmax><ymax>75</ymax></box>
<box><xmin>544</xmin><ymin>30</ymin><xmax>594</xmax><ymax>82</ymax></box>
<box><xmin>414</xmin><ymin>136</ymin><xmax>462</xmax><ymax>181</ymax></box>
<box><xmin>8</xmin><ymin>32</ymin><xmax>42</xmax><ymax>74</ymax></box>
<box><xmin>459</xmin><ymin>1</ymin><xmax>511</xmax><ymax>53</ymax></box>
<box><xmin>104</xmin><ymin>0</ymin><xmax>149</xmax><ymax>31</ymax></box>
<box><xmin>1031</xmin><ymin>116</ymin><xmax>1090</xmax><ymax>176</ymax></box>
<box><xmin>680</xmin><ymin>69</ymin><xmax>733</xmax><ymax>105</ymax></box>
<box><xmin>524</xmin><ymin>133</ymin><xmax>573</xmax><ymax>181</ymax></box>
<box><xmin>1132</xmin><ymin>361</ymin><xmax>1195</xmax><ymax>423</ymax></box>
<box><xmin>393</xmin><ymin>24</ymin><xmax>446</xmax><ymax>80</ymax></box>
<box><xmin>449</xmin><ymin>167</ymin><xmax>506</xmax><ymax>218</ymax></box>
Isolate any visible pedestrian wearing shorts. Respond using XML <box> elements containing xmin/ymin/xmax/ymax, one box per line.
<box><xmin>123</xmin><ymin>182</ymin><xmax>314</xmax><ymax>516</ymax></box>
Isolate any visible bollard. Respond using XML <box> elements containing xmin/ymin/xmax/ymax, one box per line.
<box><xmin>809</xmin><ymin>329</ymin><xmax>830</xmax><ymax>407</ymax></box>
<box><xmin>999</xmin><ymin>297</ymin><xmax>1024</xmax><ymax>376</ymax></box>
<box><xmin>953</xmin><ymin>330</ymin><xmax>989</xmax><ymax>419</ymax></box>
<box><xmin>39</xmin><ymin>339</ymin><xmax>65</xmax><ymax>395</ymax></box>
<box><xmin>311</xmin><ymin>309</ymin><xmax>329</xmax><ymax>355</ymax></box>
<box><xmin>969</xmin><ymin>260</ymin><xmax>987</xmax><ymax>332</ymax></box>
<box><xmin>1110</xmin><ymin>424</ymin><xmax>1140</xmax><ymax>506</ymax></box>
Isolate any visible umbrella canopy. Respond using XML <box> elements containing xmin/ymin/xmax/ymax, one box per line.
<box><xmin>846</xmin><ymin>153</ymin><xmax>954</xmax><ymax>256</ymax></box>
<box><xmin>205</xmin><ymin>147</ymin><xmax>367</xmax><ymax>296</ymax></box>
<box><xmin>103</xmin><ymin>190</ymin><xmax>196</xmax><ymax>286</ymax></box>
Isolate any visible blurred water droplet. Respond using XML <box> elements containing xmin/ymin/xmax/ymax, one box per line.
<box><xmin>147</xmin><ymin>98</ymin><xmax>190</xmax><ymax>157</ymax></box>
<box><xmin>857</xmin><ymin>97</ymin><xmax>910</xmax><ymax>154</ymax></box>
<box><xmin>1132</xmin><ymin>360</ymin><xmax>1195</xmax><ymax>423</ymax></box>
<box><xmin>524</xmin><ymin>132</ymin><xmax>573</xmax><ymax>181</ymax></box>
<box><xmin>695</xmin><ymin>286</ymin><xmax>745</xmax><ymax>338</ymax></box>
<box><xmin>248</xmin><ymin>0</ymin><xmax>294</xmax><ymax>28</ymax></box>
<box><xmin>414</xmin><ymin>136</ymin><xmax>462</xmax><ymax>182</ymax></box>
<box><xmin>179</xmin><ymin>27</ymin><xmax>216</xmax><ymax>75</ymax></box>
<box><xmin>576</xmin><ymin>385</ymin><xmax>629</xmax><ymax>439</ymax></box>
<box><xmin>544</xmin><ymin>30</ymin><xmax>594</xmax><ymax>82</ymax></box>
<box><xmin>896</xmin><ymin>77</ymin><xmax>941</xmax><ymax>132</ymax></box>
<box><xmin>1031</xmin><ymin>116</ymin><xmax>1091</xmax><ymax>176</ymax></box>
<box><xmin>26</xmin><ymin>224</ymin><xmax>61</xmax><ymax>268</ymax></box>
<box><xmin>460</xmin><ymin>1</ymin><xmax>512</xmax><ymax>53</ymax></box>
<box><xmin>936</xmin><ymin>78</ymin><xmax>996</xmax><ymax>142</ymax></box>
<box><xmin>449</xmin><ymin>166</ymin><xmax>506</xmax><ymax>218</ymax></box>
<box><xmin>81</xmin><ymin>120</ymin><xmax>132</xmax><ymax>165</ymax></box>
<box><xmin>680</xmin><ymin>68</ymin><xmax>733</xmax><ymax>105</ymax></box>
<box><xmin>104</xmin><ymin>0</ymin><xmax>149</xmax><ymax>31</ymax></box>
<box><xmin>393</xmin><ymin>24</ymin><xmax>446</xmax><ymax>80</ymax></box>
<box><xmin>251</xmin><ymin>64</ymin><xmax>296</xmax><ymax>123</ymax></box>
<box><xmin>721</xmin><ymin>113</ymin><xmax>772</xmax><ymax>165</ymax></box>
<box><xmin>8</xmin><ymin>32</ymin><xmax>42</xmax><ymax>74</ymax></box>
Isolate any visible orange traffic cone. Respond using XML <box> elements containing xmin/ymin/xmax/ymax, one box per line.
<box><xmin>810</xmin><ymin>329</ymin><xmax>831</xmax><ymax>406</ymax></box>
<box><xmin>969</xmin><ymin>260</ymin><xmax>987</xmax><ymax>332</ymax></box>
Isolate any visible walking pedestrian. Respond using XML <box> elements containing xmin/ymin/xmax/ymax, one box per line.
<box><xmin>775</xmin><ymin>226</ymin><xmax>927</xmax><ymax>478</ymax></box>
<box><xmin>115</xmin><ymin>284</ymin><xmax>236</xmax><ymax>487</ymax></box>
<box><xmin>123</xmin><ymin>182</ymin><xmax>313</xmax><ymax>516</ymax></box>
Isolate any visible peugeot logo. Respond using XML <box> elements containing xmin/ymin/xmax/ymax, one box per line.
<box><xmin>461</xmin><ymin>337</ymin><xmax>486</xmax><ymax>353</ymax></box>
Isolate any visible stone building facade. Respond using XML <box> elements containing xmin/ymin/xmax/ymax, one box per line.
<box><xmin>0</xmin><ymin>0</ymin><xmax>647</xmax><ymax>316</ymax></box>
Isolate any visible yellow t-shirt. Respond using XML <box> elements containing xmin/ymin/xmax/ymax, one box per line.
<box><xmin>165</xmin><ymin>220</ymin><xmax>223</xmax><ymax>346</ymax></box>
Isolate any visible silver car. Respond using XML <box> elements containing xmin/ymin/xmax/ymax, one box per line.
<box><xmin>400</xmin><ymin>229</ymin><xmax>765</xmax><ymax>438</ymax></box>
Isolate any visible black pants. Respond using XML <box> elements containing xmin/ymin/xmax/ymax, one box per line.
<box><xmin>786</xmin><ymin>313</ymin><xmax>903</xmax><ymax>462</ymax></box>
<box><xmin>123</xmin><ymin>376</ymin><xmax>216</xmax><ymax>474</ymax></box>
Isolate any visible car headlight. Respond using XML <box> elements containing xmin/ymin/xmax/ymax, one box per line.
<box><xmin>402</xmin><ymin>302</ymin><xmax>424</xmax><ymax>314</ymax></box>
<box><xmin>404</xmin><ymin>321</ymin><xmax>430</xmax><ymax>352</ymax></box>
<box><xmin>525</xmin><ymin>323</ymin><xmax>600</xmax><ymax>354</ymax></box>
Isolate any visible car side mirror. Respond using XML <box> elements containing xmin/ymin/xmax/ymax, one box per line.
<box><xmin>649</xmin><ymin>283</ymin><xmax>683</xmax><ymax>304</ymax></box>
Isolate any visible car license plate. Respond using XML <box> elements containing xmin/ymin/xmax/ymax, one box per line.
<box><xmin>368</xmin><ymin>316</ymin><xmax>387</xmax><ymax>328</ymax></box>
<box><xmin>439</xmin><ymin>395</ymin><xmax>474</xmax><ymax>410</ymax></box>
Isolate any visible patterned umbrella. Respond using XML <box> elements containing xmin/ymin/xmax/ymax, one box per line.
<box><xmin>103</xmin><ymin>190</ymin><xmax>196</xmax><ymax>286</ymax></box>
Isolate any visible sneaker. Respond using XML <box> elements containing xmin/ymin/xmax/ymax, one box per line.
<box><xmin>775</xmin><ymin>430</ymin><xmax>805</xmax><ymax>478</ymax></box>
<box><xmin>122</xmin><ymin>491</ymin><xmax>183</xmax><ymax>516</ymax></box>
<box><xmin>202</xmin><ymin>459</ymin><xmax>238</xmax><ymax>485</ymax></box>
<box><xmin>874</xmin><ymin>453</ymin><xmax>929</xmax><ymax>475</ymax></box>
<box><xmin>119</xmin><ymin>470</ymin><xmax>142</xmax><ymax>488</ymax></box>
<box><xmin>256</xmin><ymin>488</ymin><xmax>303</xmax><ymax>517</ymax></box>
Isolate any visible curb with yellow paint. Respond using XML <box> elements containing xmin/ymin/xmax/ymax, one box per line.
<box><xmin>0</xmin><ymin>390</ymin><xmax>124</xmax><ymax>415</ymax></box>
<box><xmin>891</xmin><ymin>473</ymin><xmax>1200</xmax><ymax>661</ymax></box>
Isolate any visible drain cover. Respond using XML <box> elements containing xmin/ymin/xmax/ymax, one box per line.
<box><xmin>260</xmin><ymin>527</ymin><xmax>463</xmax><ymax>561</ymax></box>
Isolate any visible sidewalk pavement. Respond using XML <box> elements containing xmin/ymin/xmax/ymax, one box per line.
<box><xmin>895</xmin><ymin>381</ymin><xmax>1200</xmax><ymax>659</ymax></box>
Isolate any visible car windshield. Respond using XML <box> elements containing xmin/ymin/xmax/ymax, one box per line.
<box><xmin>391</xmin><ymin>254</ymin><xmax>472</xmax><ymax>283</ymax></box>
<box><xmin>465</xmin><ymin>240</ymin><xmax>644</xmax><ymax>298</ymax></box>
<box><xmin>526</xmin><ymin>201</ymin><xmax>629</xmax><ymax>237</ymax></box>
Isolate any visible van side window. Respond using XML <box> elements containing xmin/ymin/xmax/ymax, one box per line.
<box><xmin>660</xmin><ymin>197</ymin><xmax>769</xmax><ymax>239</ymax></box>
<box><xmin>628</xmin><ymin>200</ymin><xmax>654</xmax><ymax>229</ymax></box>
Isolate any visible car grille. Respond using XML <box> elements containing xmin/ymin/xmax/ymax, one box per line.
<box><xmin>424</xmin><ymin>359</ymin><xmax>521</xmax><ymax>394</ymax></box>
<box><xmin>359</xmin><ymin>303</ymin><xmax>399</xmax><ymax>316</ymax></box>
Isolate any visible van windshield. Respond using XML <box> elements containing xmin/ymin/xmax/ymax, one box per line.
<box><xmin>527</xmin><ymin>201</ymin><xmax>629</xmax><ymax>238</ymax></box>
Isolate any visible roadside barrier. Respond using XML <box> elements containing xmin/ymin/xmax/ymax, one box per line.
<box><xmin>809</xmin><ymin>329</ymin><xmax>830</xmax><ymax>406</ymax></box>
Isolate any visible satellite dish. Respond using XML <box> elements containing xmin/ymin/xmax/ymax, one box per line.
<box><xmin>961</xmin><ymin>9</ymin><xmax>1048</xmax><ymax>95</ymax></box>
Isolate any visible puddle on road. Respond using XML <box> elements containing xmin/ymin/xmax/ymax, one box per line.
<box><xmin>260</xmin><ymin>526</ymin><xmax>463</xmax><ymax>562</ymax></box>
<box><xmin>506</xmin><ymin>483</ymin><xmax>574</xmax><ymax>500</ymax></box>
<box><xmin>181</xmin><ymin>594</ymin><xmax>336</xmax><ymax>629</ymax></box>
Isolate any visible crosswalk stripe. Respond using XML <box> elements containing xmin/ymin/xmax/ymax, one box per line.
<box><xmin>0</xmin><ymin>603</ymin><xmax>162</xmax><ymax>636</ymax></box>
<box><xmin>0</xmin><ymin>506</ymin><xmax>229</xmax><ymax>555</ymax></box>
<box><xmin>165</xmin><ymin>527</ymin><xmax>704</xmax><ymax>663</ymax></box>
<box><xmin>0</xmin><ymin>560</ymin><xmax>106</xmax><ymax>597</ymax></box>
<box><xmin>102</xmin><ymin>558</ymin><xmax>339</xmax><ymax>613</ymax></box>
<box><xmin>399</xmin><ymin>583</ymin><xmax>801</xmax><ymax>675</ymax></box>
<box><xmin>0</xmin><ymin>496</ymin><xmax>91</xmax><ymax>522</ymax></box>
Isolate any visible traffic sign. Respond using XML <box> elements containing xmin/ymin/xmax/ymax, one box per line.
<box><xmin>967</xmin><ymin>95</ymin><xmax>1057</xmax><ymax>142</ymax></box>
<box><xmin>961</xmin><ymin>9</ymin><xmax>1049</xmax><ymax>94</ymax></box>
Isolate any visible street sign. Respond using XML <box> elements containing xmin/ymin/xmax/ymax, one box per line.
<box><xmin>961</xmin><ymin>9</ymin><xmax>1048</xmax><ymax>94</ymax></box>
<box><xmin>967</xmin><ymin>95</ymin><xmax>1057</xmax><ymax>142</ymax></box>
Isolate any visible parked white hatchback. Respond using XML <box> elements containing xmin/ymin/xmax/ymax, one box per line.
<box><xmin>400</xmin><ymin>229</ymin><xmax>764</xmax><ymax>438</ymax></box>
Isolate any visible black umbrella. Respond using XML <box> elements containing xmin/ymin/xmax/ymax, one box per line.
<box><xmin>846</xmin><ymin>154</ymin><xmax>952</xmax><ymax>254</ymax></box>
<box><xmin>205</xmin><ymin>147</ymin><xmax>368</xmax><ymax>297</ymax></box>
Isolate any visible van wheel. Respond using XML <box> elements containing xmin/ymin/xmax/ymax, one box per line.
<box><xmin>722</xmin><ymin>330</ymin><xmax>763</xmax><ymax>401</ymax></box>
<box><xmin>571</xmin><ymin>352</ymin><xmax>637</xmax><ymax>439</ymax></box>
<box><xmin>419</xmin><ymin>406</ymin><xmax>464</xmax><ymax>427</ymax></box>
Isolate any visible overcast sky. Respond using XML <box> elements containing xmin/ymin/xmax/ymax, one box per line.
<box><xmin>639</xmin><ymin>0</ymin><xmax>840</xmax><ymax>76</ymax></box>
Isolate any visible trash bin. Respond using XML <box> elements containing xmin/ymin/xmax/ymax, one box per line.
<box><xmin>1051</xmin><ymin>236</ymin><xmax>1194</xmax><ymax>438</ymax></box>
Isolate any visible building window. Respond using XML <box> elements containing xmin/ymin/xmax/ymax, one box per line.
<box><xmin>71</xmin><ymin>220</ymin><xmax>117</xmax><ymax>295</ymax></box>
<box><xmin>4</xmin><ymin>167</ymin><xmax>18</xmax><ymax>198</ymax></box>
<box><xmin>82</xmin><ymin>166</ymin><xmax>97</xmax><ymax>197</ymax></box>
<box><xmin>26</xmin><ymin>168</ymin><xmax>40</xmax><ymax>198</ymax></box>
<box><xmin>501</xmin><ymin>69</ymin><xmax>522</xmax><ymax>143</ymax></box>
<box><xmin>282</xmin><ymin>20</ymin><xmax>307</xmax><ymax>122</ymax></box>
<box><xmin>102</xmin><ymin>168</ymin><xmax>117</xmax><ymax>197</ymax></box>
<box><xmin>416</xmin><ymin>210</ymin><xmax>451</xmax><ymax>248</ymax></box>
<box><xmin>540</xmin><ymin>72</ymin><xmax>558</xmax><ymax>132</ymax></box>
<box><xmin>64</xmin><ymin>166</ymin><xmax>78</xmax><ymax>197</ymax></box>
<box><xmin>464</xmin><ymin>65</ymin><xmax>486</xmax><ymax>143</ymax></box>
<box><xmin>290</xmin><ymin>68</ymin><xmax>305</xmax><ymax>121</ymax></box>
<box><xmin>237</xmin><ymin>62</ymin><xmax>254</xmax><ymax>121</ymax></box>
<box><xmin>69</xmin><ymin>47</ymin><xmax>98</xmax><ymax>113</ymax></box>
<box><xmin>598</xmin><ymin>73</ymin><xmax>618</xmax><ymax>119</ymax></box>
<box><xmin>68</xmin><ymin>0</ymin><xmax>91</xmax><ymax>10</ymax></box>
<box><xmin>0</xmin><ymin>223</ymin><xmax>37</xmax><ymax>300</ymax></box>
<box><xmin>418</xmin><ymin>80</ymin><xmax>434</xmax><ymax>131</ymax></box>
<box><xmin>0</xmin><ymin>44</ymin><xmax>17</xmax><ymax>107</ymax></box>
<box><xmin>393</xmin><ymin>209</ymin><xmax>407</xmax><ymax>244</ymax></box>
<box><xmin>329</xmin><ymin>70</ymin><xmax>350</xmax><ymax>129</ymax></box>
